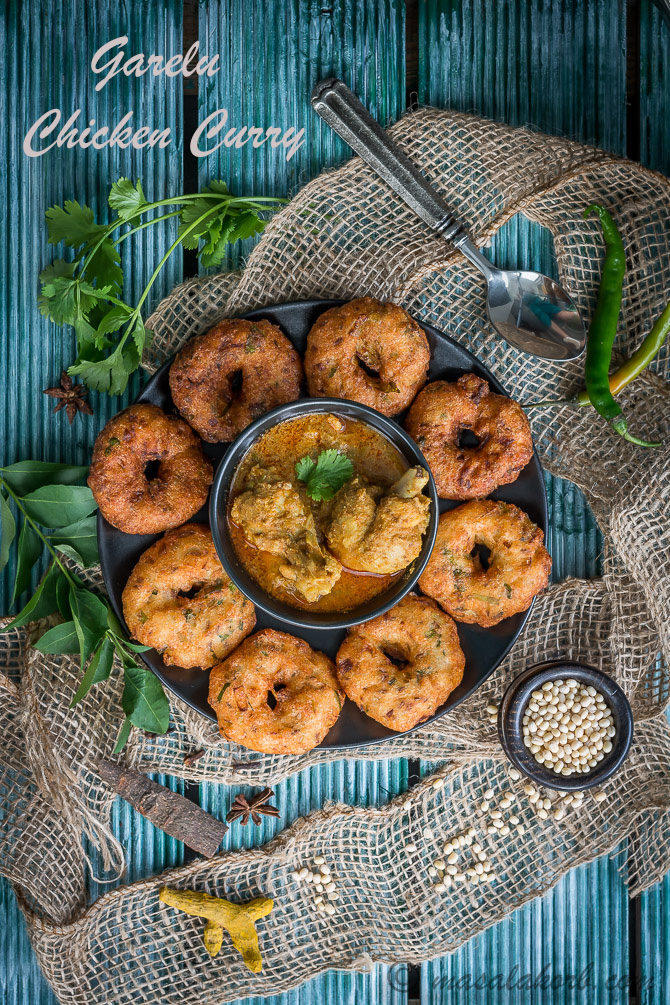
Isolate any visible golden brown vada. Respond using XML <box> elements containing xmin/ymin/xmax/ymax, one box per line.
<box><xmin>88</xmin><ymin>404</ymin><xmax>212</xmax><ymax>535</ymax></box>
<box><xmin>169</xmin><ymin>318</ymin><xmax>303</xmax><ymax>442</ymax></box>
<box><xmin>208</xmin><ymin>629</ymin><xmax>344</xmax><ymax>754</ymax></box>
<box><xmin>405</xmin><ymin>374</ymin><xmax>534</xmax><ymax>500</ymax></box>
<box><xmin>304</xmin><ymin>298</ymin><xmax>430</xmax><ymax>415</ymax></box>
<box><xmin>122</xmin><ymin>523</ymin><xmax>255</xmax><ymax>669</ymax></box>
<box><xmin>419</xmin><ymin>500</ymin><xmax>551</xmax><ymax>627</ymax></box>
<box><xmin>336</xmin><ymin>593</ymin><xmax>465</xmax><ymax>731</ymax></box>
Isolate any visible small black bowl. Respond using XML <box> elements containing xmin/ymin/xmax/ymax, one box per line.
<box><xmin>209</xmin><ymin>397</ymin><xmax>439</xmax><ymax>630</ymax></box>
<box><xmin>497</xmin><ymin>661</ymin><xmax>633</xmax><ymax>791</ymax></box>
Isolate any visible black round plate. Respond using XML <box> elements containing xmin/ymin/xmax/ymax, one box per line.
<box><xmin>98</xmin><ymin>299</ymin><xmax>548</xmax><ymax>749</ymax></box>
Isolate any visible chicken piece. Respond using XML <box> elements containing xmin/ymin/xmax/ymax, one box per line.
<box><xmin>326</xmin><ymin>467</ymin><xmax>431</xmax><ymax>574</ymax></box>
<box><xmin>231</xmin><ymin>468</ymin><xmax>342</xmax><ymax>603</ymax></box>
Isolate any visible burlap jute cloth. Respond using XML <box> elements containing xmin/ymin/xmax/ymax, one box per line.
<box><xmin>2</xmin><ymin>109</ymin><xmax>670</xmax><ymax>1002</ymax></box>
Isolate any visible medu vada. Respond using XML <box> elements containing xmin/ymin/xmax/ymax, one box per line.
<box><xmin>418</xmin><ymin>500</ymin><xmax>551</xmax><ymax>627</ymax></box>
<box><xmin>208</xmin><ymin>629</ymin><xmax>344</xmax><ymax>754</ymax></box>
<box><xmin>122</xmin><ymin>523</ymin><xmax>255</xmax><ymax>669</ymax></box>
<box><xmin>336</xmin><ymin>593</ymin><xmax>465</xmax><ymax>732</ymax></box>
<box><xmin>405</xmin><ymin>374</ymin><xmax>534</xmax><ymax>499</ymax></box>
<box><xmin>88</xmin><ymin>403</ymin><xmax>213</xmax><ymax>535</ymax></box>
<box><xmin>169</xmin><ymin>318</ymin><xmax>303</xmax><ymax>442</ymax></box>
<box><xmin>304</xmin><ymin>297</ymin><xmax>431</xmax><ymax>415</ymax></box>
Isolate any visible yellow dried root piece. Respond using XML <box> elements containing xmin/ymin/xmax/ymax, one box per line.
<box><xmin>159</xmin><ymin>886</ymin><xmax>274</xmax><ymax>973</ymax></box>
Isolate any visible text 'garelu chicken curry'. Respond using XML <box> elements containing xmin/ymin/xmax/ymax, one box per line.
<box><xmin>228</xmin><ymin>412</ymin><xmax>432</xmax><ymax>611</ymax></box>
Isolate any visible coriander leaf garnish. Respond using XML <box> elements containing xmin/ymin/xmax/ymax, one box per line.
<box><xmin>295</xmin><ymin>448</ymin><xmax>354</xmax><ymax>501</ymax></box>
<box><xmin>39</xmin><ymin>179</ymin><xmax>286</xmax><ymax>397</ymax></box>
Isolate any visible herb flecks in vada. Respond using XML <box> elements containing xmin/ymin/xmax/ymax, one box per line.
<box><xmin>88</xmin><ymin>403</ymin><xmax>213</xmax><ymax>535</ymax></box>
<box><xmin>419</xmin><ymin>500</ymin><xmax>551</xmax><ymax>626</ymax></box>
<box><xmin>169</xmin><ymin>318</ymin><xmax>303</xmax><ymax>443</ymax></box>
<box><xmin>208</xmin><ymin>629</ymin><xmax>344</xmax><ymax>754</ymax></box>
<box><xmin>304</xmin><ymin>297</ymin><xmax>430</xmax><ymax>415</ymax></box>
<box><xmin>336</xmin><ymin>593</ymin><xmax>465</xmax><ymax>731</ymax></box>
<box><xmin>122</xmin><ymin>523</ymin><xmax>255</xmax><ymax>669</ymax></box>
<box><xmin>405</xmin><ymin>374</ymin><xmax>533</xmax><ymax>500</ymax></box>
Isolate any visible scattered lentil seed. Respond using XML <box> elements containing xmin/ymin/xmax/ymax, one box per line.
<box><xmin>423</xmin><ymin>827</ymin><xmax>435</xmax><ymax>840</ymax></box>
<box><xmin>593</xmin><ymin>789</ymin><xmax>607</xmax><ymax>802</ymax></box>
<box><xmin>432</xmin><ymin>778</ymin><xmax>445</xmax><ymax>790</ymax></box>
<box><xmin>484</xmin><ymin>788</ymin><xmax>494</xmax><ymax>799</ymax></box>
<box><xmin>405</xmin><ymin>842</ymin><xmax>417</xmax><ymax>853</ymax></box>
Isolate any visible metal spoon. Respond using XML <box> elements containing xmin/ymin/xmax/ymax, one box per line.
<box><xmin>311</xmin><ymin>78</ymin><xmax>586</xmax><ymax>361</ymax></box>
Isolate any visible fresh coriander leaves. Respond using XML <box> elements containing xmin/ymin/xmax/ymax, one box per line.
<box><xmin>0</xmin><ymin>460</ymin><xmax>171</xmax><ymax>751</ymax></box>
<box><xmin>109</xmin><ymin>177</ymin><xmax>147</xmax><ymax>222</ymax></box>
<box><xmin>295</xmin><ymin>448</ymin><xmax>354</xmax><ymax>501</ymax></box>
<box><xmin>39</xmin><ymin>178</ymin><xmax>286</xmax><ymax>397</ymax></box>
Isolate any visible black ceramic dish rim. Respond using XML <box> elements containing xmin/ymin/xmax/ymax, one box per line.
<box><xmin>209</xmin><ymin>396</ymin><xmax>440</xmax><ymax>630</ymax></box>
<box><xmin>497</xmin><ymin>660</ymin><xmax>634</xmax><ymax>791</ymax></box>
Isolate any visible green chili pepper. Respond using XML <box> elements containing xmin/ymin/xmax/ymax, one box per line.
<box><xmin>527</xmin><ymin>299</ymin><xmax>670</xmax><ymax>409</ymax></box>
<box><xmin>580</xmin><ymin>205</ymin><xmax>659</xmax><ymax>447</ymax></box>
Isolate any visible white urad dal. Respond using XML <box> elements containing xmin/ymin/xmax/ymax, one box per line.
<box><xmin>522</xmin><ymin>678</ymin><xmax>616</xmax><ymax>775</ymax></box>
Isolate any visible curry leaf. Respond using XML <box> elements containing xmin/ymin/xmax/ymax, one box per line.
<box><xmin>33</xmin><ymin>620</ymin><xmax>81</xmax><ymax>655</ymax></box>
<box><xmin>21</xmin><ymin>484</ymin><xmax>97</xmax><ymax>528</ymax></box>
<box><xmin>11</xmin><ymin>521</ymin><xmax>42</xmax><ymax>602</ymax></box>
<box><xmin>0</xmin><ymin>563</ymin><xmax>61</xmax><ymax>631</ymax></box>
<box><xmin>0</xmin><ymin>461</ymin><xmax>89</xmax><ymax>496</ymax></box>
<box><xmin>50</xmin><ymin>515</ymin><xmax>99</xmax><ymax>568</ymax></box>
<box><xmin>0</xmin><ymin>493</ymin><xmax>16</xmax><ymax>573</ymax></box>
<box><xmin>70</xmin><ymin>635</ymin><xmax>115</xmax><ymax>706</ymax></box>
<box><xmin>121</xmin><ymin>661</ymin><xmax>170</xmax><ymax>734</ymax></box>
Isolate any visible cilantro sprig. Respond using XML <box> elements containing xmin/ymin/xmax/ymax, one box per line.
<box><xmin>295</xmin><ymin>449</ymin><xmax>354</xmax><ymax>501</ymax></box>
<box><xmin>39</xmin><ymin>178</ymin><xmax>286</xmax><ymax>397</ymax></box>
<box><xmin>0</xmin><ymin>460</ymin><xmax>169</xmax><ymax>752</ymax></box>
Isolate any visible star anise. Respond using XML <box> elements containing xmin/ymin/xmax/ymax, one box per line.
<box><xmin>226</xmin><ymin>787</ymin><xmax>279</xmax><ymax>826</ymax></box>
<box><xmin>43</xmin><ymin>371</ymin><xmax>94</xmax><ymax>423</ymax></box>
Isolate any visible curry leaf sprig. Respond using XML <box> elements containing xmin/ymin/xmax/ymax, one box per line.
<box><xmin>39</xmin><ymin>178</ymin><xmax>286</xmax><ymax>397</ymax></box>
<box><xmin>296</xmin><ymin>449</ymin><xmax>354</xmax><ymax>501</ymax></box>
<box><xmin>0</xmin><ymin>460</ymin><xmax>169</xmax><ymax>752</ymax></box>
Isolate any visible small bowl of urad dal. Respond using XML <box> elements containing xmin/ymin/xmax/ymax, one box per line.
<box><xmin>497</xmin><ymin>661</ymin><xmax>633</xmax><ymax>791</ymax></box>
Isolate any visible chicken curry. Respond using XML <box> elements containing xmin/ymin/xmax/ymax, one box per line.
<box><xmin>228</xmin><ymin>412</ymin><xmax>431</xmax><ymax>612</ymax></box>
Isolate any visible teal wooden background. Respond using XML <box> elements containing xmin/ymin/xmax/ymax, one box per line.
<box><xmin>0</xmin><ymin>1</ymin><xmax>668</xmax><ymax>1003</ymax></box>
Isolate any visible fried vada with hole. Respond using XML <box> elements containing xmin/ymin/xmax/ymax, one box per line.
<box><xmin>88</xmin><ymin>403</ymin><xmax>212</xmax><ymax>535</ymax></box>
<box><xmin>336</xmin><ymin>593</ymin><xmax>465</xmax><ymax>731</ymax></box>
<box><xmin>208</xmin><ymin>629</ymin><xmax>344</xmax><ymax>754</ymax></box>
<box><xmin>405</xmin><ymin>374</ymin><xmax>534</xmax><ymax>500</ymax></box>
<box><xmin>418</xmin><ymin>500</ymin><xmax>551</xmax><ymax>627</ymax></box>
<box><xmin>169</xmin><ymin>318</ymin><xmax>303</xmax><ymax>442</ymax></box>
<box><xmin>304</xmin><ymin>297</ymin><xmax>430</xmax><ymax>415</ymax></box>
<box><xmin>122</xmin><ymin>523</ymin><xmax>255</xmax><ymax>669</ymax></box>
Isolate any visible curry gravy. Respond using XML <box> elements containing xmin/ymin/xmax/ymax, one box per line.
<box><xmin>228</xmin><ymin>412</ymin><xmax>409</xmax><ymax>611</ymax></box>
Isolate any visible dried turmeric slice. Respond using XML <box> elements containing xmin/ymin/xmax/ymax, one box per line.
<box><xmin>159</xmin><ymin>886</ymin><xmax>274</xmax><ymax>972</ymax></box>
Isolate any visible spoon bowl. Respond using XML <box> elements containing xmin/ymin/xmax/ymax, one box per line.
<box><xmin>483</xmin><ymin>261</ymin><xmax>586</xmax><ymax>360</ymax></box>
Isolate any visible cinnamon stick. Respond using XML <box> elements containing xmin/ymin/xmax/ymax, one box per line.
<box><xmin>98</xmin><ymin>759</ymin><xmax>227</xmax><ymax>857</ymax></box>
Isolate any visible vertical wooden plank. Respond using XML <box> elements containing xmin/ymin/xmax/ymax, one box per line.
<box><xmin>0</xmin><ymin>3</ymin><xmax>184</xmax><ymax>1003</ymax></box>
<box><xmin>417</xmin><ymin>2</ymin><xmax>629</xmax><ymax>1001</ymax></box>
<box><xmin>197</xmin><ymin>3</ymin><xmax>408</xmax><ymax>1002</ymax></box>
<box><xmin>637</xmin><ymin>4</ymin><xmax>670</xmax><ymax>1002</ymax></box>
<box><xmin>0</xmin><ymin>0</ymin><xmax>184</xmax><ymax>607</ymax></box>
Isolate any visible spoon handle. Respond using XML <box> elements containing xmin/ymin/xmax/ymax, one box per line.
<box><xmin>311</xmin><ymin>77</ymin><xmax>468</xmax><ymax>244</ymax></box>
